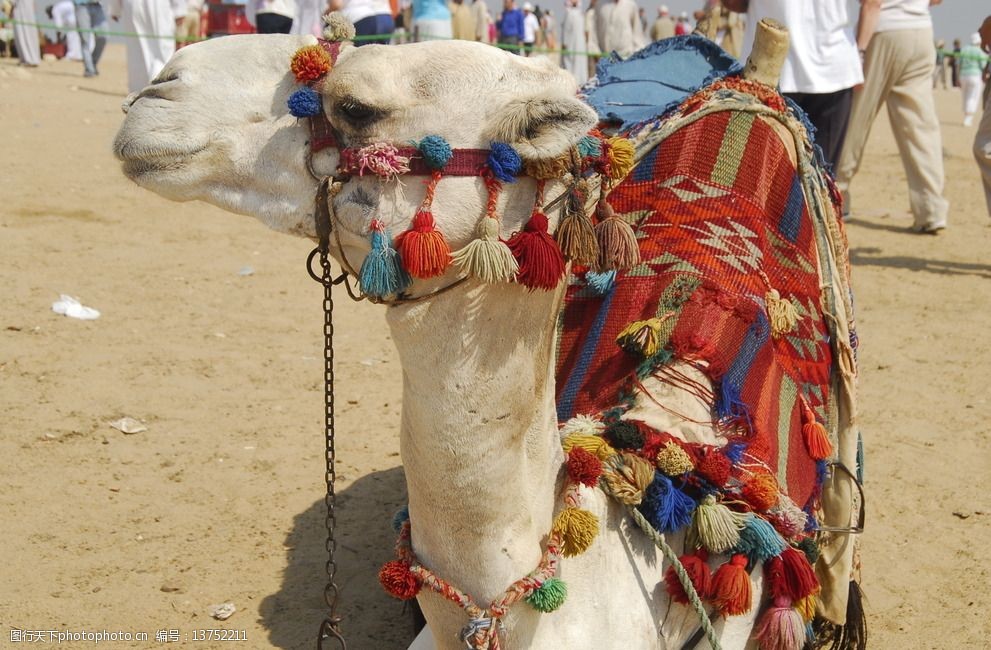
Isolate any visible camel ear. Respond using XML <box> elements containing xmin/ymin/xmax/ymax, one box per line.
<box><xmin>487</xmin><ymin>95</ymin><xmax>598</xmax><ymax>161</ymax></box>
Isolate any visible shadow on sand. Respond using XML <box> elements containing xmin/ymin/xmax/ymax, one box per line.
<box><xmin>849</xmin><ymin>246</ymin><xmax>991</xmax><ymax>278</ymax></box>
<box><xmin>260</xmin><ymin>466</ymin><xmax>419</xmax><ymax>650</ymax></box>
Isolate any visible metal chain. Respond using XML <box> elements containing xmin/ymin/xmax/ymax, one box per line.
<box><xmin>314</xmin><ymin>247</ymin><xmax>346</xmax><ymax>650</ymax></box>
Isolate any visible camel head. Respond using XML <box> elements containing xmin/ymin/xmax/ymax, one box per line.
<box><xmin>114</xmin><ymin>31</ymin><xmax>598</xmax><ymax>264</ymax></box>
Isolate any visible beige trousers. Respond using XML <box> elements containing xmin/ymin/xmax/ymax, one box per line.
<box><xmin>975</xmin><ymin>91</ymin><xmax>991</xmax><ymax>218</ymax></box>
<box><xmin>836</xmin><ymin>27</ymin><xmax>949</xmax><ymax>230</ymax></box>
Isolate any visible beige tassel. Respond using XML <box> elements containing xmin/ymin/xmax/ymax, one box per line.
<box><xmin>595</xmin><ymin>201</ymin><xmax>640</xmax><ymax>272</ymax></box>
<box><xmin>766</xmin><ymin>288</ymin><xmax>799</xmax><ymax>337</ymax></box>
<box><xmin>451</xmin><ymin>217</ymin><xmax>518</xmax><ymax>283</ymax></box>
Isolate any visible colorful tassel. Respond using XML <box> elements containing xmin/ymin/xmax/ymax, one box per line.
<box><xmin>595</xmin><ymin>202</ymin><xmax>640</xmax><ymax>271</ymax></box>
<box><xmin>736</xmin><ymin>514</ymin><xmax>787</xmax><ymax>563</ymax></box>
<box><xmin>801</xmin><ymin>400</ymin><xmax>833</xmax><ymax>460</ymax></box>
<box><xmin>696</xmin><ymin>449</ymin><xmax>732</xmax><ymax>486</ymax></box>
<box><xmin>616</xmin><ymin>317</ymin><xmax>665</xmax><ymax>357</ymax></box>
<box><xmin>290</xmin><ymin>44</ymin><xmax>332</xmax><ymax>82</ymax></box>
<box><xmin>556</xmin><ymin>191</ymin><xmax>598</xmax><ymax>266</ymax></box>
<box><xmin>638</xmin><ymin>473</ymin><xmax>696</xmax><ymax>533</ymax></box>
<box><xmin>359</xmin><ymin>221</ymin><xmax>411</xmax><ymax>299</ymax></box>
<box><xmin>506</xmin><ymin>211</ymin><xmax>566</xmax><ymax>290</ymax></box>
<box><xmin>391</xmin><ymin>505</ymin><xmax>410</xmax><ymax>533</ymax></box>
<box><xmin>741</xmin><ymin>472</ymin><xmax>780</xmax><ymax>512</ymax></box>
<box><xmin>526</xmin><ymin>577</ymin><xmax>568</xmax><ymax>612</ymax></box>
<box><xmin>655</xmin><ymin>441</ymin><xmax>695</xmax><ymax>476</ymax></box>
<box><xmin>559</xmin><ymin>415</ymin><xmax>605</xmax><ymax>438</ymax></box>
<box><xmin>779</xmin><ymin>546</ymin><xmax>820</xmax><ymax>600</ymax></box>
<box><xmin>417</xmin><ymin>135</ymin><xmax>453</xmax><ymax>169</ymax></box>
<box><xmin>395</xmin><ymin>208</ymin><xmax>452</xmax><ymax>279</ymax></box>
<box><xmin>451</xmin><ymin>217</ymin><xmax>519</xmax><ymax>283</ymax></box>
<box><xmin>771</xmin><ymin>497</ymin><xmax>810</xmax><ymax>539</ymax></box>
<box><xmin>602</xmin><ymin>453</ymin><xmax>655</xmax><ymax>505</ymax></box>
<box><xmin>692</xmin><ymin>494</ymin><xmax>746</xmax><ymax>554</ymax></box>
<box><xmin>348</xmin><ymin>143</ymin><xmax>411</xmax><ymax>179</ymax></box>
<box><xmin>287</xmin><ymin>87</ymin><xmax>323</xmax><ymax>118</ymax></box>
<box><xmin>604</xmin><ymin>136</ymin><xmax>636</xmax><ymax>181</ymax></box>
<box><xmin>577</xmin><ymin>135</ymin><xmax>603</xmax><ymax>158</ymax></box>
<box><xmin>664</xmin><ymin>549</ymin><xmax>712</xmax><ymax>604</ymax></box>
<box><xmin>567</xmin><ymin>447</ymin><xmax>603</xmax><ymax>487</ymax></box>
<box><xmin>487</xmin><ymin>142</ymin><xmax>522</xmax><ymax>183</ymax></box>
<box><xmin>754</xmin><ymin>596</ymin><xmax>807</xmax><ymax>650</ymax></box>
<box><xmin>766</xmin><ymin>288</ymin><xmax>799</xmax><ymax>338</ymax></box>
<box><xmin>585</xmin><ymin>270</ymin><xmax>616</xmax><ymax>295</ymax></box>
<box><xmin>797</xmin><ymin>537</ymin><xmax>821</xmax><ymax>564</ymax></box>
<box><xmin>379</xmin><ymin>560</ymin><xmax>420</xmax><ymax>600</ymax></box>
<box><xmin>552</xmin><ymin>507</ymin><xmax>599</xmax><ymax>557</ymax></box>
<box><xmin>794</xmin><ymin>594</ymin><xmax>817</xmax><ymax>622</ymax></box>
<box><xmin>562</xmin><ymin>434</ymin><xmax>616</xmax><ymax>461</ymax></box>
<box><xmin>604</xmin><ymin>420</ymin><xmax>643</xmax><ymax>449</ymax></box>
<box><xmin>711</xmin><ymin>554</ymin><xmax>752</xmax><ymax>616</ymax></box>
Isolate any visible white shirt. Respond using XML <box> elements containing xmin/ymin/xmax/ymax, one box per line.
<box><xmin>740</xmin><ymin>0</ymin><xmax>862</xmax><ymax>95</ymax></box>
<box><xmin>523</xmin><ymin>12</ymin><xmax>539</xmax><ymax>43</ymax></box>
<box><xmin>341</xmin><ymin>0</ymin><xmax>391</xmax><ymax>24</ymax></box>
<box><xmin>876</xmin><ymin>0</ymin><xmax>931</xmax><ymax>33</ymax></box>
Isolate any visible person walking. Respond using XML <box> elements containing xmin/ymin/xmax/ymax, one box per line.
<box><xmin>650</xmin><ymin>5</ymin><xmax>674</xmax><ymax>41</ymax></box>
<box><xmin>471</xmin><ymin>0</ymin><xmax>490</xmax><ymax>42</ymax></box>
<box><xmin>450</xmin><ymin>0</ymin><xmax>475</xmax><ymax>41</ymax></box>
<box><xmin>674</xmin><ymin>11</ymin><xmax>690</xmax><ymax>36</ymax></box>
<box><xmin>245</xmin><ymin>0</ymin><xmax>294</xmax><ymax>33</ymax></box>
<box><xmin>12</xmin><ymin>0</ymin><xmax>41</xmax><ymax>66</ymax></box>
<box><xmin>521</xmin><ymin>2</ymin><xmax>538</xmax><ymax>54</ymax></box>
<box><xmin>727</xmin><ymin>0</ymin><xmax>862</xmax><ymax>170</ymax></box>
<box><xmin>496</xmin><ymin>0</ymin><xmax>523</xmax><ymax>52</ymax></box>
<box><xmin>960</xmin><ymin>32</ymin><xmax>989</xmax><ymax>127</ymax></box>
<box><xmin>933</xmin><ymin>39</ymin><xmax>946</xmax><ymax>89</ymax></box>
<box><xmin>601</xmin><ymin>0</ymin><xmax>644</xmax><ymax>58</ymax></box>
<box><xmin>74</xmin><ymin>0</ymin><xmax>107</xmax><ymax>77</ymax></box>
<box><xmin>974</xmin><ymin>15</ymin><xmax>991</xmax><ymax>219</ymax></box>
<box><xmin>835</xmin><ymin>0</ymin><xmax>949</xmax><ymax>234</ymax></box>
<box><xmin>107</xmin><ymin>0</ymin><xmax>174</xmax><ymax>91</ymax></box>
<box><xmin>950</xmin><ymin>37</ymin><xmax>961</xmax><ymax>87</ymax></box>
<box><xmin>584</xmin><ymin>0</ymin><xmax>600</xmax><ymax>76</ymax></box>
<box><xmin>412</xmin><ymin>0</ymin><xmax>450</xmax><ymax>42</ymax></box>
<box><xmin>561</xmin><ymin>0</ymin><xmax>587</xmax><ymax>84</ymax></box>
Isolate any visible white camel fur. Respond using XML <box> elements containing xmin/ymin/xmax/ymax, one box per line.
<box><xmin>113</xmin><ymin>35</ymin><xmax>789</xmax><ymax>649</ymax></box>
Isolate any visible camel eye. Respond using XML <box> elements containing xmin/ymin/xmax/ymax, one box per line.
<box><xmin>337</xmin><ymin>100</ymin><xmax>379</xmax><ymax>124</ymax></box>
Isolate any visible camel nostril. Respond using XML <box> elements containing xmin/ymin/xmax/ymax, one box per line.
<box><xmin>121</xmin><ymin>92</ymin><xmax>139</xmax><ymax>114</ymax></box>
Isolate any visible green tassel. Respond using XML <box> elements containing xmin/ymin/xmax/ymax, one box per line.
<box><xmin>526</xmin><ymin>577</ymin><xmax>568</xmax><ymax>612</ymax></box>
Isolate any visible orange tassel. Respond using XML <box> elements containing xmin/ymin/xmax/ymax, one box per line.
<box><xmin>395</xmin><ymin>208</ymin><xmax>452</xmax><ymax>278</ymax></box>
<box><xmin>664</xmin><ymin>549</ymin><xmax>712</xmax><ymax>604</ymax></box>
<box><xmin>506</xmin><ymin>211</ymin><xmax>566</xmax><ymax>290</ymax></box>
<box><xmin>741</xmin><ymin>472</ymin><xmax>780</xmax><ymax>512</ymax></box>
<box><xmin>711</xmin><ymin>554</ymin><xmax>752</xmax><ymax>616</ymax></box>
<box><xmin>801</xmin><ymin>400</ymin><xmax>833</xmax><ymax>460</ymax></box>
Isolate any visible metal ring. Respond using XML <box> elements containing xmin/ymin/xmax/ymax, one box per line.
<box><xmin>817</xmin><ymin>460</ymin><xmax>866</xmax><ymax>534</ymax></box>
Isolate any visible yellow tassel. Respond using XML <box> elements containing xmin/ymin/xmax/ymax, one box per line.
<box><xmin>766</xmin><ymin>288</ymin><xmax>799</xmax><ymax>338</ymax></box>
<box><xmin>606</xmin><ymin>137</ymin><xmax>636</xmax><ymax>181</ymax></box>
<box><xmin>524</xmin><ymin>154</ymin><xmax>572</xmax><ymax>180</ymax></box>
<box><xmin>552</xmin><ymin>507</ymin><xmax>599</xmax><ymax>557</ymax></box>
<box><xmin>562</xmin><ymin>434</ymin><xmax>616</xmax><ymax>461</ymax></box>
<box><xmin>616</xmin><ymin>318</ymin><xmax>663</xmax><ymax>357</ymax></box>
<box><xmin>795</xmin><ymin>594</ymin><xmax>817</xmax><ymax>622</ymax></box>
<box><xmin>693</xmin><ymin>494</ymin><xmax>748</xmax><ymax>554</ymax></box>
<box><xmin>602</xmin><ymin>452</ymin><xmax>655</xmax><ymax>505</ymax></box>
<box><xmin>451</xmin><ymin>217</ymin><xmax>518</xmax><ymax>283</ymax></box>
<box><xmin>655</xmin><ymin>442</ymin><xmax>695</xmax><ymax>476</ymax></box>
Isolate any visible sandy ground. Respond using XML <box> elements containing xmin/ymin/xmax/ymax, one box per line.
<box><xmin>1</xmin><ymin>44</ymin><xmax>989</xmax><ymax>649</ymax></box>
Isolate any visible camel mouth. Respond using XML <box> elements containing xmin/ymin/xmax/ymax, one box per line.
<box><xmin>114</xmin><ymin>142</ymin><xmax>207</xmax><ymax>179</ymax></box>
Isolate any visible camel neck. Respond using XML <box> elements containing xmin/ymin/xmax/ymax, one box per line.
<box><xmin>385</xmin><ymin>281</ymin><xmax>566</xmax><ymax>604</ymax></box>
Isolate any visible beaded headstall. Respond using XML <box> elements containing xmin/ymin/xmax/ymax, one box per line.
<box><xmin>287</xmin><ymin>18</ymin><xmax>642</xmax><ymax>303</ymax></box>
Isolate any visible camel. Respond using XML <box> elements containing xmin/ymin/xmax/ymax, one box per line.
<box><xmin>113</xmin><ymin>18</ymin><xmax>861</xmax><ymax>650</ymax></box>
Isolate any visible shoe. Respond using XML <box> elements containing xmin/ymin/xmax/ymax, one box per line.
<box><xmin>84</xmin><ymin>71</ymin><xmax>96</xmax><ymax>78</ymax></box>
<box><xmin>910</xmin><ymin>223</ymin><xmax>945</xmax><ymax>235</ymax></box>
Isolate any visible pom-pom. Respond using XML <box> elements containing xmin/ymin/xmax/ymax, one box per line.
<box><xmin>451</xmin><ymin>217</ymin><xmax>519</xmax><ymax>283</ymax></box>
<box><xmin>595</xmin><ymin>203</ymin><xmax>640</xmax><ymax>271</ymax></box>
<box><xmin>567</xmin><ymin>447</ymin><xmax>603</xmax><ymax>487</ymax></box>
<box><xmin>359</xmin><ymin>222</ymin><xmax>412</xmax><ymax>299</ymax></box>
<box><xmin>616</xmin><ymin>317</ymin><xmax>665</xmax><ymax>358</ymax></box>
<box><xmin>559</xmin><ymin>414</ymin><xmax>605</xmax><ymax>439</ymax></box>
<box><xmin>801</xmin><ymin>402</ymin><xmax>833</xmax><ymax>460</ymax></box>
<box><xmin>797</xmin><ymin>537</ymin><xmax>820</xmax><ymax>565</ymax></box>
<box><xmin>638</xmin><ymin>472</ymin><xmax>696</xmax><ymax>533</ymax></box>
<box><xmin>605</xmin><ymin>136</ymin><xmax>636</xmax><ymax>180</ymax></box>
<box><xmin>526</xmin><ymin>577</ymin><xmax>567</xmax><ymax>612</ymax></box>
<box><xmin>604</xmin><ymin>421</ymin><xmax>643</xmax><ymax>450</ymax></box>
<box><xmin>602</xmin><ymin>452</ymin><xmax>655</xmax><ymax>505</ymax></box>
<box><xmin>288</xmin><ymin>86</ymin><xmax>323</xmax><ymax>118</ymax></box>
<box><xmin>655</xmin><ymin>441</ymin><xmax>695</xmax><ymax>476</ymax></box>
<box><xmin>770</xmin><ymin>498</ymin><xmax>809</xmax><ymax>539</ymax></box>
<box><xmin>754</xmin><ymin>596</ymin><xmax>807</xmax><ymax>650</ymax></box>
<box><xmin>487</xmin><ymin>142</ymin><xmax>522</xmax><ymax>183</ymax></box>
<box><xmin>552</xmin><ymin>507</ymin><xmax>599</xmax><ymax>557</ymax></box>
<box><xmin>577</xmin><ymin>135</ymin><xmax>602</xmax><ymax>158</ymax></box>
<box><xmin>562</xmin><ymin>434</ymin><xmax>616</xmax><ymax>461</ymax></box>
<box><xmin>506</xmin><ymin>212</ymin><xmax>566</xmax><ymax>290</ymax></box>
<box><xmin>417</xmin><ymin>135</ymin><xmax>453</xmax><ymax>170</ymax></box>
<box><xmin>348</xmin><ymin>142</ymin><xmax>411</xmax><ymax>179</ymax></box>
<box><xmin>711</xmin><ymin>554</ymin><xmax>752</xmax><ymax>616</ymax></box>
<box><xmin>395</xmin><ymin>209</ymin><xmax>452</xmax><ymax>279</ymax></box>
<box><xmin>585</xmin><ymin>270</ymin><xmax>616</xmax><ymax>295</ymax></box>
<box><xmin>779</xmin><ymin>546</ymin><xmax>820</xmax><ymax>601</ymax></box>
<box><xmin>379</xmin><ymin>560</ymin><xmax>420</xmax><ymax>600</ymax></box>
<box><xmin>664</xmin><ymin>549</ymin><xmax>712</xmax><ymax>604</ymax></box>
<box><xmin>556</xmin><ymin>193</ymin><xmax>598</xmax><ymax>266</ymax></box>
<box><xmin>692</xmin><ymin>494</ymin><xmax>747</xmax><ymax>554</ymax></box>
<box><xmin>696</xmin><ymin>449</ymin><xmax>732</xmax><ymax>486</ymax></box>
<box><xmin>290</xmin><ymin>45</ymin><xmax>332</xmax><ymax>82</ymax></box>
<box><xmin>736</xmin><ymin>514</ymin><xmax>786</xmax><ymax>563</ymax></box>
<box><xmin>742</xmin><ymin>472</ymin><xmax>780</xmax><ymax>512</ymax></box>
<box><xmin>766</xmin><ymin>288</ymin><xmax>799</xmax><ymax>338</ymax></box>
<box><xmin>523</xmin><ymin>154</ymin><xmax>571</xmax><ymax>180</ymax></box>
<box><xmin>391</xmin><ymin>505</ymin><xmax>410</xmax><ymax>533</ymax></box>
<box><xmin>322</xmin><ymin>11</ymin><xmax>356</xmax><ymax>41</ymax></box>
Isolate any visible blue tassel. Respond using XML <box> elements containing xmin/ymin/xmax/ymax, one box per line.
<box><xmin>287</xmin><ymin>86</ymin><xmax>323</xmax><ymax>118</ymax></box>
<box><xmin>735</xmin><ymin>513</ymin><xmax>786</xmax><ymax>563</ymax></box>
<box><xmin>585</xmin><ymin>270</ymin><xmax>616</xmax><ymax>295</ymax></box>
<box><xmin>392</xmin><ymin>505</ymin><xmax>410</xmax><ymax>533</ymax></box>
<box><xmin>803</xmin><ymin>505</ymin><xmax>820</xmax><ymax>533</ymax></box>
<box><xmin>359</xmin><ymin>226</ymin><xmax>411</xmax><ymax>299</ymax></box>
<box><xmin>638</xmin><ymin>473</ymin><xmax>696</xmax><ymax>533</ymax></box>
<box><xmin>417</xmin><ymin>135</ymin><xmax>453</xmax><ymax>169</ymax></box>
<box><xmin>577</xmin><ymin>135</ymin><xmax>602</xmax><ymax>158</ymax></box>
<box><xmin>487</xmin><ymin>142</ymin><xmax>522</xmax><ymax>183</ymax></box>
<box><xmin>723</xmin><ymin>440</ymin><xmax>747</xmax><ymax>464</ymax></box>
<box><xmin>715</xmin><ymin>378</ymin><xmax>748</xmax><ymax>422</ymax></box>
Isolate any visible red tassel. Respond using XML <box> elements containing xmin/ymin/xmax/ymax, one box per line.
<box><xmin>395</xmin><ymin>208</ymin><xmax>452</xmax><ymax>278</ymax></box>
<box><xmin>779</xmin><ymin>546</ymin><xmax>820</xmax><ymax>600</ymax></box>
<box><xmin>765</xmin><ymin>555</ymin><xmax>788</xmax><ymax>599</ymax></box>
<box><xmin>664</xmin><ymin>549</ymin><xmax>712</xmax><ymax>604</ymax></box>
<box><xmin>506</xmin><ymin>211</ymin><xmax>566</xmax><ymax>290</ymax></box>
<box><xmin>801</xmin><ymin>401</ymin><xmax>833</xmax><ymax>460</ymax></box>
<box><xmin>567</xmin><ymin>447</ymin><xmax>603</xmax><ymax>487</ymax></box>
<box><xmin>711</xmin><ymin>553</ymin><xmax>752</xmax><ymax>616</ymax></box>
<box><xmin>696</xmin><ymin>450</ymin><xmax>732</xmax><ymax>486</ymax></box>
<box><xmin>378</xmin><ymin>560</ymin><xmax>420</xmax><ymax>600</ymax></box>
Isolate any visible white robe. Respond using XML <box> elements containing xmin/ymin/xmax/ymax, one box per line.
<box><xmin>108</xmin><ymin>0</ymin><xmax>175</xmax><ymax>92</ymax></box>
<box><xmin>13</xmin><ymin>0</ymin><xmax>41</xmax><ymax>66</ymax></box>
<box><xmin>561</xmin><ymin>6</ymin><xmax>587</xmax><ymax>85</ymax></box>
<box><xmin>290</xmin><ymin>0</ymin><xmax>322</xmax><ymax>37</ymax></box>
<box><xmin>52</xmin><ymin>0</ymin><xmax>86</xmax><ymax>61</ymax></box>
<box><xmin>602</xmin><ymin>0</ymin><xmax>644</xmax><ymax>58</ymax></box>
